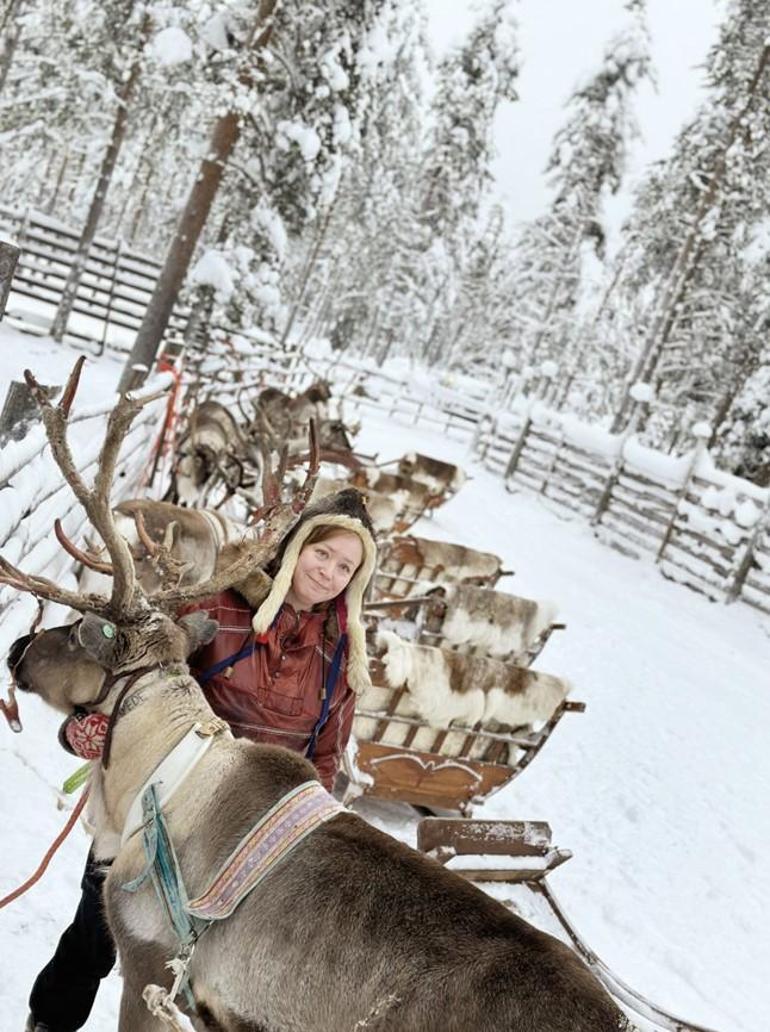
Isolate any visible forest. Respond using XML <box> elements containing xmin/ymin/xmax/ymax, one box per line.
<box><xmin>1</xmin><ymin>0</ymin><xmax>768</xmax><ymax>483</ymax></box>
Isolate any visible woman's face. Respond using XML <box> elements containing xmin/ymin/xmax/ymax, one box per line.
<box><xmin>287</xmin><ymin>531</ymin><xmax>364</xmax><ymax>611</ymax></box>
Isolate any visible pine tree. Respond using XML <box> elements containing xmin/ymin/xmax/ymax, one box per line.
<box><xmin>610</xmin><ymin>0</ymin><xmax>770</xmax><ymax>435</ymax></box>
<box><xmin>508</xmin><ymin>1</ymin><xmax>651</xmax><ymax>383</ymax></box>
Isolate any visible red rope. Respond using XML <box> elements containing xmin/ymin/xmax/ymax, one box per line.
<box><xmin>0</xmin><ymin>785</ymin><xmax>90</xmax><ymax>910</ymax></box>
<box><xmin>141</xmin><ymin>356</ymin><xmax>184</xmax><ymax>491</ymax></box>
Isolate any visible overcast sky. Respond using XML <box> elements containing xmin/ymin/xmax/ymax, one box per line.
<box><xmin>423</xmin><ymin>0</ymin><xmax>725</xmax><ymax>232</ymax></box>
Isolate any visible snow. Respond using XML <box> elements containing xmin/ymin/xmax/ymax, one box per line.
<box><xmin>277</xmin><ymin>120</ymin><xmax>322</xmax><ymax>162</ymax></box>
<box><xmin>629</xmin><ymin>381</ymin><xmax>655</xmax><ymax>403</ymax></box>
<box><xmin>190</xmin><ymin>249</ymin><xmax>235</xmax><ymax>298</ymax></box>
<box><xmin>0</xmin><ymin>345</ymin><xmax>768</xmax><ymax>1032</ymax></box>
<box><xmin>148</xmin><ymin>27</ymin><xmax>194</xmax><ymax>67</ymax></box>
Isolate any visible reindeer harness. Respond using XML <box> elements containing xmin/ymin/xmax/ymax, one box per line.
<box><xmin>107</xmin><ymin>664</ymin><xmax>345</xmax><ymax>1020</ymax></box>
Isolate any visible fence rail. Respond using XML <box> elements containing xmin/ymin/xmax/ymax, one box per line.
<box><xmin>0</xmin><ymin>206</ymin><xmax>189</xmax><ymax>352</ymax></box>
<box><xmin>475</xmin><ymin>407</ymin><xmax>770</xmax><ymax>616</ymax></box>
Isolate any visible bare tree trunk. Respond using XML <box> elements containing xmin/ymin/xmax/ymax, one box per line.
<box><xmin>47</xmin><ymin>150</ymin><xmax>70</xmax><ymax>214</ymax></box>
<box><xmin>278</xmin><ymin>203</ymin><xmax>334</xmax><ymax>350</ymax></box>
<box><xmin>611</xmin><ymin>44</ymin><xmax>770</xmax><ymax>433</ymax></box>
<box><xmin>0</xmin><ymin>17</ymin><xmax>20</xmax><ymax>96</ymax></box>
<box><xmin>51</xmin><ymin>28</ymin><xmax>147</xmax><ymax>341</ymax></box>
<box><xmin>118</xmin><ymin>0</ymin><xmax>277</xmax><ymax>392</ymax></box>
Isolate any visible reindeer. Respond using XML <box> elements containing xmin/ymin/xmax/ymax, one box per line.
<box><xmin>3</xmin><ymin>361</ymin><xmax>634</xmax><ymax>1032</ymax></box>
<box><xmin>165</xmin><ymin>399</ymin><xmax>259</xmax><ymax>508</ymax></box>
<box><xmin>166</xmin><ymin>389</ymin><xmax>362</xmax><ymax>511</ymax></box>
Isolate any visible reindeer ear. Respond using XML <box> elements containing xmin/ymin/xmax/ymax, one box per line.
<box><xmin>78</xmin><ymin>612</ymin><xmax>121</xmax><ymax>665</ymax></box>
<box><xmin>178</xmin><ymin>612</ymin><xmax>219</xmax><ymax>654</ymax></box>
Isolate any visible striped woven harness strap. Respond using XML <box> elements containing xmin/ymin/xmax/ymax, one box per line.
<box><xmin>187</xmin><ymin>780</ymin><xmax>344</xmax><ymax>920</ymax></box>
<box><xmin>121</xmin><ymin>779</ymin><xmax>345</xmax><ymax>1010</ymax></box>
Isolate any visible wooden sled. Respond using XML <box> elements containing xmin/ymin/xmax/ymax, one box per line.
<box><xmin>368</xmin><ymin>583</ymin><xmax>565</xmax><ymax>666</ymax></box>
<box><xmin>345</xmin><ymin>639</ymin><xmax>584</xmax><ymax>814</ymax></box>
<box><xmin>417</xmin><ymin>818</ymin><xmax>720</xmax><ymax>1032</ymax></box>
<box><xmin>350</xmin><ymin>469</ymin><xmax>435</xmax><ymax>528</ymax></box>
<box><xmin>395</xmin><ymin>452</ymin><xmax>467</xmax><ymax>509</ymax></box>
<box><xmin>375</xmin><ymin>534</ymin><xmax>512</xmax><ymax>598</ymax></box>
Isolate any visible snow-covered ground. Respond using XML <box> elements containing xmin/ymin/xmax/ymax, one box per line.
<box><xmin>1</xmin><ymin>334</ymin><xmax>767</xmax><ymax>1031</ymax></box>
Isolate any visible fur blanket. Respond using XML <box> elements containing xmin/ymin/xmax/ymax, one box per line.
<box><xmin>355</xmin><ymin>631</ymin><xmax>570</xmax><ymax>763</ymax></box>
<box><xmin>436</xmin><ymin>585</ymin><xmax>558</xmax><ymax>660</ymax></box>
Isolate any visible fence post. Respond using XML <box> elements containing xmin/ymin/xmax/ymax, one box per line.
<box><xmin>726</xmin><ymin>494</ymin><xmax>770</xmax><ymax>603</ymax></box>
<box><xmin>504</xmin><ymin>402</ymin><xmax>534</xmax><ymax>481</ymax></box>
<box><xmin>0</xmin><ymin>380</ymin><xmax>58</xmax><ymax>446</ymax></box>
<box><xmin>590</xmin><ymin>400</ymin><xmax>645</xmax><ymax>526</ymax></box>
<box><xmin>655</xmin><ymin>425</ymin><xmax>711</xmax><ymax>563</ymax></box>
<box><xmin>0</xmin><ymin>240</ymin><xmax>20</xmax><ymax>321</ymax></box>
<box><xmin>99</xmin><ymin>236</ymin><xmax>123</xmax><ymax>354</ymax></box>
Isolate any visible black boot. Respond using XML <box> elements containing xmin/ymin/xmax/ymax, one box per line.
<box><xmin>27</xmin><ymin>851</ymin><xmax>116</xmax><ymax>1031</ymax></box>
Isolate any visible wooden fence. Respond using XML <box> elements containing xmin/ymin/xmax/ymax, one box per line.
<box><xmin>0</xmin><ymin>206</ymin><xmax>189</xmax><ymax>352</ymax></box>
<box><xmin>0</xmin><ymin>374</ymin><xmax>172</xmax><ymax>657</ymax></box>
<box><xmin>476</xmin><ymin>406</ymin><xmax>770</xmax><ymax>615</ymax></box>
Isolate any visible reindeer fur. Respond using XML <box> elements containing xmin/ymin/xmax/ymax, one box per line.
<box><xmin>440</xmin><ymin>585</ymin><xmax>559</xmax><ymax>661</ymax></box>
<box><xmin>12</xmin><ymin>615</ymin><xmax>627</xmax><ymax>1032</ymax></box>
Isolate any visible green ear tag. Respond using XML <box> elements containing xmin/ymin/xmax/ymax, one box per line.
<box><xmin>101</xmin><ymin>624</ymin><xmax>116</xmax><ymax>640</ymax></box>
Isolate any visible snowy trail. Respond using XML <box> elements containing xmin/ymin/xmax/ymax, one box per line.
<box><xmin>0</xmin><ymin>350</ymin><xmax>767</xmax><ymax>1030</ymax></box>
<box><xmin>354</xmin><ymin>407</ymin><xmax>768</xmax><ymax>1032</ymax></box>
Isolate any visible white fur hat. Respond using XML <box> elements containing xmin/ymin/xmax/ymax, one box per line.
<box><xmin>251</xmin><ymin>491</ymin><xmax>377</xmax><ymax>693</ymax></box>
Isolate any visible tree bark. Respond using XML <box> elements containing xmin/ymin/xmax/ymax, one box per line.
<box><xmin>118</xmin><ymin>0</ymin><xmax>277</xmax><ymax>392</ymax></box>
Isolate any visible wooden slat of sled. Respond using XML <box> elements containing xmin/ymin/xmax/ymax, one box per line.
<box><xmin>417</xmin><ymin>818</ymin><xmax>572</xmax><ymax>883</ymax></box>
<box><xmin>415</xmin><ymin>821</ymin><xmax>721</xmax><ymax>1032</ymax></box>
<box><xmin>353</xmin><ymin>741</ymin><xmax>511</xmax><ymax>812</ymax></box>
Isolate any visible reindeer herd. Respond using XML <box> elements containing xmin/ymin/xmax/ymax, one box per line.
<box><xmin>1</xmin><ymin>361</ymin><xmax>636</xmax><ymax>1031</ymax></box>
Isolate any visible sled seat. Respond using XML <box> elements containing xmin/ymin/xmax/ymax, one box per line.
<box><xmin>375</xmin><ymin>534</ymin><xmax>511</xmax><ymax>599</ymax></box>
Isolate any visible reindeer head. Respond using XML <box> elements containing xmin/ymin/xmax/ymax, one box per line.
<box><xmin>8</xmin><ymin>610</ymin><xmax>219</xmax><ymax>715</ymax></box>
<box><xmin>0</xmin><ymin>358</ymin><xmax>320</xmax><ymax>730</ymax></box>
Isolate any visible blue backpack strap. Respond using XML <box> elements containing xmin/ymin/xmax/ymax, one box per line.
<box><xmin>196</xmin><ymin>609</ymin><xmax>283</xmax><ymax>686</ymax></box>
<box><xmin>305</xmin><ymin>632</ymin><xmax>347</xmax><ymax>761</ymax></box>
<box><xmin>196</xmin><ymin>641</ymin><xmax>258</xmax><ymax>686</ymax></box>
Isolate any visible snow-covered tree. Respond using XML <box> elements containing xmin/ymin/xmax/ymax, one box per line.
<box><xmin>507</xmin><ymin>0</ymin><xmax>651</xmax><ymax>382</ymax></box>
<box><xmin>610</xmin><ymin>0</ymin><xmax>770</xmax><ymax>435</ymax></box>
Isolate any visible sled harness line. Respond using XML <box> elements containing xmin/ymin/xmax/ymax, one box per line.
<box><xmin>0</xmin><ymin>784</ymin><xmax>90</xmax><ymax>911</ymax></box>
<box><xmin>122</xmin><ymin>779</ymin><xmax>344</xmax><ymax>1021</ymax></box>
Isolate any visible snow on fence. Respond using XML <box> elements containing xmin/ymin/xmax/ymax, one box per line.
<box><xmin>281</xmin><ymin>356</ymin><xmax>485</xmax><ymax>442</ymax></box>
<box><xmin>0</xmin><ymin>374</ymin><xmax>173</xmax><ymax>658</ymax></box>
<box><xmin>274</xmin><ymin>358</ymin><xmax>770</xmax><ymax>618</ymax></box>
<box><xmin>0</xmin><ymin>206</ymin><xmax>189</xmax><ymax>353</ymax></box>
<box><xmin>475</xmin><ymin>403</ymin><xmax>770</xmax><ymax>614</ymax></box>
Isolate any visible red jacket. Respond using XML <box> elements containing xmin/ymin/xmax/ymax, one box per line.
<box><xmin>182</xmin><ymin>589</ymin><xmax>355</xmax><ymax>791</ymax></box>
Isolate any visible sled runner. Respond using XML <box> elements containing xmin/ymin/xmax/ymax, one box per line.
<box><xmin>375</xmin><ymin>534</ymin><xmax>511</xmax><ymax>598</ymax></box>
<box><xmin>344</xmin><ymin>634</ymin><xmax>584</xmax><ymax>813</ymax></box>
<box><xmin>417</xmin><ymin>818</ymin><xmax>720</xmax><ymax>1032</ymax></box>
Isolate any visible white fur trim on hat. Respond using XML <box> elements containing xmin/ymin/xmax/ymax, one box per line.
<box><xmin>251</xmin><ymin>513</ymin><xmax>377</xmax><ymax>693</ymax></box>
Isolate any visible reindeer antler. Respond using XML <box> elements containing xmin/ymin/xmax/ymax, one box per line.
<box><xmin>155</xmin><ymin>419</ymin><xmax>320</xmax><ymax>609</ymax></box>
<box><xmin>54</xmin><ymin>519</ymin><xmax>114</xmax><ymax>576</ymax></box>
<box><xmin>0</xmin><ymin>360</ymin><xmax>171</xmax><ymax>618</ymax></box>
<box><xmin>132</xmin><ymin>512</ymin><xmax>192</xmax><ymax>590</ymax></box>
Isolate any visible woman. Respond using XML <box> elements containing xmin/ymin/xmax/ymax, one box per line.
<box><xmin>25</xmin><ymin>489</ymin><xmax>377</xmax><ymax>1032</ymax></box>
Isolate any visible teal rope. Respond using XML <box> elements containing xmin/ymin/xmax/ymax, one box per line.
<box><xmin>122</xmin><ymin>785</ymin><xmax>208</xmax><ymax>1008</ymax></box>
